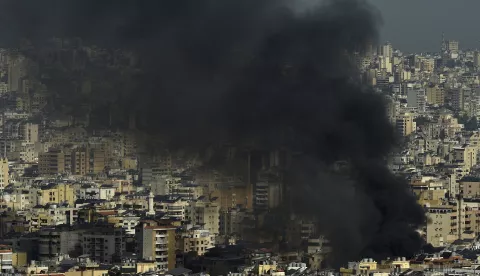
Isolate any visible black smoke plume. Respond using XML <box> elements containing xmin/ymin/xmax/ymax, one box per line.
<box><xmin>0</xmin><ymin>0</ymin><xmax>426</xmax><ymax>266</ymax></box>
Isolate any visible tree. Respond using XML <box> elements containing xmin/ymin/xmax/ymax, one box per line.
<box><xmin>439</xmin><ymin>129</ymin><xmax>446</xmax><ymax>141</ymax></box>
<box><xmin>210</xmin><ymin>262</ymin><xmax>230</xmax><ymax>276</ymax></box>
<box><xmin>465</xmin><ymin>117</ymin><xmax>478</xmax><ymax>131</ymax></box>
<box><xmin>455</xmin><ymin>113</ymin><xmax>478</xmax><ymax>131</ymax></box>
<box><xmin>183</xmin><ymin>251</ymin><xmax>198</xmax><ymax>268</ymax></box>
<box><xmin>67</xmin><ymin>242</ymin><xmax>83</xmax><ymax>258</ymax></box>
<box><xmin>457</xmin><ymin>114</ymin><xmax>469</xmax><ymax>124</ymax></box>
<box><xmin>414</xmin><ymin>116</ymin><xmax>430</xmax><ymax>127</ymax></box>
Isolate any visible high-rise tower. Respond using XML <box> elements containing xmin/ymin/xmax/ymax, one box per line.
<box><xmin>441</xmin><ymin>32</ymin><xmax>446</xmax><ymax>53</ymax></box>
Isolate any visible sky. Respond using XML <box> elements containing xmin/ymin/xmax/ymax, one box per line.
<box><xmin>368</xmin><ymin>0</ymin><xmax>480</xmax><ymax>53</ymax></box>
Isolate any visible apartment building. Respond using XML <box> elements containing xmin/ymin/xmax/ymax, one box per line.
<box><xmin>136</xmin><ymin>222</ymin><xmax>176</xmax><ymax>272</ymax></box>
<box><xmin>38</xmin><ymin>227</ymin><xmax>85</xmax><ymax>261</ymax></box>
<box><xmin>187</xmin><ymin>199</ymin><xmax>220</xmax><ymax>237</ymax></box>
<box><xmin>107</xmin><ymin>215</ymin><xmax>141</xmax><ymax>235</ymax></box>
<box><xmin>0</xmin><ymin>158</ymin><xmax>8</xmax><ymax>189</ymax></box>
<box><xmin>27</xmin><ymin>205</ymin><xmax>78</xmax><ymax>230</ymax></box>
<box><xmin>254</xmin><ymin>176</ymin><xmax>283</xmax><ymax>212</ymax></box>
<box><xmin>396</xmin><ymin>113</ymin><xmax>416</xmax><ymax>136</ymax></box>
<box><xmin>0</xmin><ymin>246</ymin><xmax>13</xmax><ymax>274</ymax></box>
<box><xmin>181</xmin><ymin>228</ymin><xmax>214</xmax><ymax>256</ymax></box>
<box><xmin>426</xmin><ymin>198</ymin><xmax>480</xmax><ymax>247</ymax></box>
<box><xmin>451</xmin><ymin>145</ymin><xmax>477</xmax><ymax>173</ymax></box>
<box><xmin>37</xmin><ymin>183</ymin><xmax>75</xmax><ymax>206</ymax></box>
<box><xmin>426</xmin><ymin>206</ymin><xmax>455</xmax><ymax>247</ymax></box>
<box><xmin>38</xmin><ymin>149</ymin><xmax>65</xmax><ymax>175</ymax></box>
<box><xmin>82</xmin><ymin>226</ymin><xmax>125</xmax><ymax>264</ymax></box>
<box><xmin>426</xmin><ymin>85</ymin><xmax>445</xmax><ymax>106</ymax></box>
<box><xmin>154</xmin><ymin>196</ymin><xmax>189</xmax><ymax>221</ymax></box>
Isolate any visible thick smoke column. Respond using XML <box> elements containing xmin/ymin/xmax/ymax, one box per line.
<box><xmin>0</xmin><ymin>0</ymin><xmax>426</xmax><ymax>266</ymax></box>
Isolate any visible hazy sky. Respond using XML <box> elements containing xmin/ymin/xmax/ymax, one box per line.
<box><xmin>368</xmin><ymin>0</ymin><xmax>480</xmax><ymax>53</ymax></box>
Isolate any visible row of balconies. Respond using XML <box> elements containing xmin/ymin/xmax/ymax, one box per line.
<box><xmin>155</xmin><ymin>257</ymin><xmax>168</xmax><ymax>263</ymax></box>
<box><xmin>155</xmin><ymin>239</ymin><xmax>167</xmax><ymax>244</ymax></box>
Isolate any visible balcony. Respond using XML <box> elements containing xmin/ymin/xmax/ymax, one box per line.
<box><xmin>155</xmin><ymin>238</ymin><xmax>167</xmax><ymax>244</ymax></box>
<box><xmin>1</xmin><ymin>261</ymin><xmax>12</xmax><ymax>266</ymax></box>
<box><xmin>155</xmin><ymin>246</ymin><xmax>168</xmax><ymax>252</ymax></box>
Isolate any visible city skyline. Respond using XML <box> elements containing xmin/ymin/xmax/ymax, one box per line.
<box><xmin>370</xmin><ymin>0</ymin><xmax>480</xmax><ymax>52</ymax></box>
<box><xmin>0</xmin><ymin>1</ymin><xmax>480</xmax><ymax>275</ymax></box>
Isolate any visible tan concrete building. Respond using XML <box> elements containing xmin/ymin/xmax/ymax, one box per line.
<box><xmin>426</xmin><ymin>199</ymin><xmax>480</xmax><ymax>247</ymax></box>
<box><xmin>65</xmin><ymin>270</ymin><xmax>109</xmax><ymax>276</ymax></box>
<box><xmin>426</xmin><ymin>85</ymin><xmax>445</xmax><ymax>106</ymax></box>
<box><xmin>12</xmin><ymin>251</ymin><xmax>27</xmax><ymax>271</ymax></box>
<box><xmin>421</xmin><ymin>58</ymin><xmax>435</xmax><ymax>72</ymax></box>
<box><xmin>256</xmin><ymin>260</ymin><xmax>279</xmax><ymax>276</ymax></box>
<box><xmin>209</xmin><ymin>183</ymin><xmax>251</xmax><ymax>210</ymax></box>
<box><xmin>136</xmin><ymin>222</ymin><xmax>176</xmax><ymax>273</ymax></box>
<box><xmin>474</xmin><ymin>51</ymin><xmax>480</xmax><ymax>67</ymax></box>
<box><xmin>37</xmin><ymin>183</ymin><xmax>76</xmax><ymax>206</ymax></box>
<box><xmin>187</xmin><ymin>199</ymin><xmax>220</xmax><ymax>236</ymax></box>
<box><xmin>122</xmin><ymin>157</ymin><xmax>137</xmax><ymax>170</ymax></box>
<box><xmin>0</xmin><ymin>246</ymin><xmax>14</xmax><ymax>273</ymax></box>
<box><xmin>38</xmin><ymin>149</ymin><xmax>65</xmax><ymax>175</ymax></box>
<box><xmin>89</xmin><ymin>148</ymin><xmax>105</xmax><ymax>174</ymax></box>
<box><xmin>452</xmin><ymin>145</ymin><xmax>477</xmax><ymax>173</ymax></box>
<box><xmin>154</xmin><ymin>196</ymin><xmax>189</xmax><ymax>221</ymax></box>
<box><xmin>0</xmin><ymin>158</ymin><xmax>8</xmax><ymax>189</ymax></box>
<box><xmin>426</xmin><ymin>206</ymin><xmax>454</xmax><ymax>247</ymax></box>
<box><xmin>124</xmin><ymin>132</ymin><xmax>137</xmax><ymax>157</ymax></box>
<box><xmin>180</xmin><ymin>229</ymin><xmax>214</xmax><ymax>256</ymax></box>
<box><xmin>22</xmin><ymin>123</ymin><xmax>38</xmax><ymax>143</ymax></box>
<box><xmin>121</xmin><ymin>259</ymin><xmax>157</xmax><ymax>274</ymax></box>
<box><xmin>396</xmin><ymin>113</ymin><xmax>416</xmax><ymax>136</ymax></box>
<box><xmin>70</xmin><ymin>148</ymin><xmax>88</xmax><ymax>175</ymax></box>
<box><xmin>65</xmin><ymin>147</ymin><xmax>105</xmax><ymax>175</ymax></box>
<box><xmin>461</xmin><ymin>177</ymin><xmax>480</xmax><ymax>198</ymax></box>
<box><xmin>447</xmin><ymin>40</ymin><xmax>459</xmax><ymax>52</ymax></box>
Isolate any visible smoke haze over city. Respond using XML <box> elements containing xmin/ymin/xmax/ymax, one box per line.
<box><xmin>0</xmin><ymin>0</ymin><xmax>427</xmax><ymax>268</ymax></box>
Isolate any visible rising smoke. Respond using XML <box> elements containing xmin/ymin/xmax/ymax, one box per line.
<box><xmin>0</xmin><ymin>0</ymin><xmax>426</xmax><ymax>266</ymax></box>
